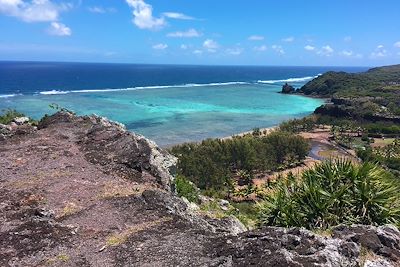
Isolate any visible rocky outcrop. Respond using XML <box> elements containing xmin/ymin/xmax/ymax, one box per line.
<box><xmin>1</xmin><ymin>112</ymin><xmax>399</xmax><ymax>266</ymax></box>
<box><xmin>38</xmin><ymin>112</ymin><xmax>176</xmax><ymax>191</ymax></box>
<box><xmin>209</xmin><ymin>225</ymin><xmax>400</xmax><ymax>267</ymax></box>
<box><xmin>281</xmin><ymin>83</ymin><xmax>296</xmax><ymax>94</ymax></box>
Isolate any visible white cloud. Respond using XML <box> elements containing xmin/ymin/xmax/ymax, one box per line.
<box><xmin>126</xmin><ymin>0</ymin><xmax>165</xmax><ymax>30</ymax></box>
<box><xmin>152</xmin><ymin>43</ymin><xmax>168</xmax><ymax>50</ymax></box>
<box><xmin>180</xmin><ymin>44</ymin><xmax>188</xmax><ymax>50</ymax></box>
<box><xmin>88</xmin><ymin>6</ymin><xmax>116</xmax><ymax>14</ymax></box>
<box><xmin>370</xmin><ymin>45</ymin><xmax>388</xmax><ymax>58</ymax></box>
<box><xmin>317</xmin><ymin>45</ymin><xmax>334</xmax><ymax>56</ymax></box>
<box><xmin>167</xmin><ymin>28</ymin><xmax>201</xmax><ymax>38</ymax></box>
<box><xmin>344</xmin><ymin>36</ymin><xmax>352</xmax><ymax>42</ymax></box>
<box><xmin>304</xmin><ymin>45</ymin><xmax>315</xmax><ymax>51</ymax></box>
<box><xmin>254</xmin><ymin>45</ymin><xmax>267</xmax><ymax>52</ymax></box>
<box><xmin>394</xmin><ymin>41</ymin><xmax>400</xmax><ymax>48</ymax></box>
<box><xmin>340</xmin><ymin>50</ymin><xmax>353</xmax><ymax>57</ymax></box>
<box><xmin>162</xmin><ymin>12</ymin><xmax>194</xmax><ymax>20</ymax></box>
<box><xmin>248</xmin><ymin>35</ymin><xmax>264</xmax><ymax>41</ymax></box>
<box><xmin>0</xmin><ymin>0</ymin><xmax>71</xmax><ymax>22</ymax></box>
<box><xmin>282</xmin><ymin>36</ymin><xmax>294</xmax><ymax>42</ymax></box>
<box><xmin>203</xmin><ymin>39</ymin><xmax>219</xmax><ymax>52</ymax></box>
<box><xmin>271</xmin><ymin>44</ymin><xmax>285</xmax><ymax>55</ymax></box>
<box><xmin>226</xmin><ymin>48</ymin><xmax>243</xmax><ymax>56</ymax></box>
<box><xmin>47</xmin><ymin>21</ymin><xmax>71</xmax><ymax>36</ymax></box>
<box><xmin>193</xmin><ymin>49</ymin><xmax>203</xmax><ymax>55</ymax></box>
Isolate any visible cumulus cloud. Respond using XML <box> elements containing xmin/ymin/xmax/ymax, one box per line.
<box><xmin>344</xmin><ymin>36</ymin><xmax>352</xmax><ymax>42</ymax></box>
<box><xmin>203</xmin><ymin>39</ymin><xmax>219</xmax><ymax>52</ymax></box>
<box><xmin>126</xmin><ymin>0</ymin><xmax>165</xmax><ymax>30</ymax></box>
<box><xmin>193</xmin><ymin>49</ymin><xmax>203</xmax><ymax>55</ymax></box>
<box><xmin>47</xmin><ymin>21</ymin><xmax>71</xmax><ymax>36</ymax></box>
<box><xmin>167</xmin><ymin>28</ymin><xmax>201</xmax><ymax>38</ymax></box>
<box><xmin>340</xmin><ymin>50</ymin><xmax>353</xmax><ymax>57</ymax></box>
<box><xmin>282</xmin><ymin>36</ymin><xmax>294</xmax><ymax>42</ymax></box>
<box><xmin>162</xmin><ymin>12</ymin><xmax>194</xmax><ymax>20</ymax></box>
<box><xmin>317</xmin><ymin>45</ymin><xmax>334</xmax><ymax>56</ymax></box>
<box><xmin>0</xmin><ymin>0</ymin><xmax>72</xmax><ymax>36</ymax></box>
<box><xmin>370</xmin><ymin>45</ymin><xmax>388</xmax><ymax>58</ymax></box>
<box><xmin>0</xmin><ymin>0</ymin><xmax>71</xmax><ymax>22</ymax></box>
<box><xmin>180</xmin><ymin>44</ymin><xmax>188</xmax><ymax>50</ymax></box>
<box><xmin>271</xmin><ymin>44</ymin><xmax>285</xmax><ymax>55</ymax></box>
<box><xmin>394</xmin><ymin>41</ymin><xmax>400</xmax><ymax>48</ymax></box>
<box><xmin>226</xmin><ymin>48</ymin><xmax>243</xmax><ymax>56</ymax></box>
<box><xmin>254</xmin><ymin>45</ymin><xmax>267</xmax><ymax>52</ymax></box>
<box><xmin>152</xmin><ymin>43</ymin><xmax>168</xmax><ymax>50</ymax></box>
<box><xmin>304</xmin><ymin>45</ymin><xmax>315</xmax><ymax>51</ymax></box>
<box><xmin>88</xmin><ymin>6</ymin><xmax>116</xmax><ymax>14</ymax></box>
<box><xmin>248</xmin><ymin>35</ymin><xmax>264</xmax><ymax>41</ymax></box>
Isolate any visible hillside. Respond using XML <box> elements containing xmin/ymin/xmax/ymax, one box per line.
<box><xmin>297</xmin><ymin>64</ymin><xmax>400</xmax><ymax>121</ymax></box>
<box><xmin>1</xmin><ymin>112</ymin><xmax>400</xmax><ymax>266</ymax></box>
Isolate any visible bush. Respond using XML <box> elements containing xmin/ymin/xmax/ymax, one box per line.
<box><xmin>258</xmin><ymin>160</ymin><xmax>400</xmax><ymax>229</ymax></box>
<box><xmin>174</xmin><ymin>175</ymin><xmax>199</xmax><ymax>203</ymax></box>
<box><xmin>0</xmin><ymin>109</ymin><xmax>25</xmax><ymax>124</ymax></box>
<box><xmin>170</xmin><ymin>131</ymin><xmax>310</xmax><ymax>191</ymax></box>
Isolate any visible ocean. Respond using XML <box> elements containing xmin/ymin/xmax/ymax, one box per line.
<box><xmin>0</xmin><ymin>61</ymin><xmax>367</xmax><ymax>146</ymax></box>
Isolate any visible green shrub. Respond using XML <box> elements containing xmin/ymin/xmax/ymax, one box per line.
<box><xmin>170</xmin><ymin>131</ymin><xmax>310</xmax><ymax>192</ymax></box>
<box><xmin>258</xmin><ymin>160</ymin><xmax>400</xmax><ymax>229</ymax></box>
<box><xmin>174</xmin><ymin>175</ymin><xmax>199</xmax><ymax>203</ymax></box>
<box><xmin>0</xmin><ymin>109</ymin><xmax>25</xmax><ymax>124</ymax></box>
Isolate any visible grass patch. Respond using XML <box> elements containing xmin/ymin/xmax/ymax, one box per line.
<box><xmin>57</xmin><ymin>202</ymin><xmax>82</xmax><ymax>218</ymax></box>
<box><xmin>105</xmin><ymin>217</ymin><xmax>172</xmax><ymax>247</ymax></box>
<box><xmin>99</xmin><ymin>181</ymin><xmax>144</xmax><ymax>199</ymax></box>
<box><xmin>230</xmin><ymin>202</ymin><xmax>259</xmax><ymax>229</ymax></box>
<box><xmin>0</xmin><ymin>109</ymin><xmax>25</xmax><ymax>124</ymax></box>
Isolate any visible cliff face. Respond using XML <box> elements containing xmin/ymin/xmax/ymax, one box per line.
<box><xmin>1</xmin><ymin>112</ymin><xmax>399</xmax><ymax>267</ymax></box>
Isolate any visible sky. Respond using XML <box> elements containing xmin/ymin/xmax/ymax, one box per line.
<box><xmin>0</xmin><ymin>0</ymin><xmax>400</xmax><ymax>66</ymax></box>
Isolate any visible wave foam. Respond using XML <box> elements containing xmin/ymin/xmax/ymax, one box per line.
<box><xmin>0</xmin><ymin>94</ymin><xmax>21</xmax><ymax>98</ymax></box>
<box><xmin>257</xmin><ymin>75</ymin><xmax>319</xmax><ymax>84</ymax></box>
<box><xmin>38</xmin><ymin>82</ymin><xmax>250</xmax><ymax>95</ymax></box>
<box><xmin>39</xmin><ymin>90</ymin><xmax>68</xmax><ymax>95</ymax></box>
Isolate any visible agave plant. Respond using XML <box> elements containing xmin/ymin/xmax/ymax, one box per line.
<box><xmin>258</xmin><ymin>159</ymin><xmax>400</xmax><ymax>229</ymax></box>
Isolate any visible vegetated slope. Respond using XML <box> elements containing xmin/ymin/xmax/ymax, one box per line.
<box><xmin>299</xmin><ymin>64</ymin><xmax>400</xmax><ymax>97</ymax></box>
<box><xmin>1</xmin><ymin>112</ymin><xmax>400</xmax><ymax>266</ymax></box>
<box><xmin>299</xmin><ymin>64</ymin><xmax>400</xmax><ymax>121</ymax></box>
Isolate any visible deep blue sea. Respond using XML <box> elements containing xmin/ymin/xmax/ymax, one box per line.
<box><xmin>0</xmin><ymin>61</ymin><xmax>368</xmax><ymax>146</ymax></box>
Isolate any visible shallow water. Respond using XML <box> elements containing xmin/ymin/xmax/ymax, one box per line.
<box><xmin>0</xmin><ymin>62</ymin><xmax>367</xmax><ymax>146</ymax></box>
<box><xmin>0</xmin><ymin>83</ymin><xmax>324</xmax><ymax>146</ymax></box>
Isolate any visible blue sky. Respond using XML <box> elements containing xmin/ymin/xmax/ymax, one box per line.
<box><xmin>1</xmin><ymin>0</ymin><xmax>400</xmax><ymax>66</ymax></box>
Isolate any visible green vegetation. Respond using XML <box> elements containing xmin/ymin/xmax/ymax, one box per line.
<box><xmin>279</xmin><ymin>115</ymin><xmax>319</xmax><ymax>133</ymax></box>
<box><xmin>174</xmin><ymin>175</ymin><xmax>200</xmax><ymax>203</ymax></box>
<box><xmin>170</xmin><ymin>130</ymin><xmax>310</xmax><ymax>195</ymax></box>
<box><xmin>258</xmin><ymin>160</ymin><xmax>400</xmax><ymax>229</ymax></box>
<box><xmin>299</xmin><ymin>65</ymin><xmax>400</xmax><ymax>122</ymax></box>
<box><xmin>0</xmin><ymin>109</ymin><xmax>25</xmax><ymax>124</ymax></box>
<box><xmin>357</xmin><ymin>139</ymin><xmax>400</xmax><ymax>173</ymax></box>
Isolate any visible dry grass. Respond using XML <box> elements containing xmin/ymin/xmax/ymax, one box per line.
<box><xmin>371</xmin><ymin>138</ymin><xmax>395</xmax><ymax>148</ymax></box>
<box><xmin>359</xmin><ymin>246</ymin><xmax>379</xmax><ymax>266</ymax></box>
<box><xmin>105</xmin><ymin>217</ymin><xmax>173</xmax><ymax>247</ymax></box>
<box><xmin>57</xmin><ymin>202</ymin><xmax>82</xmax><ymax>218</ymax></box>
<box><xmin>99</xmin><ymin>181</ymin><xmax>147</xmax><ymax>199</ymax></box>
<box><xmin>44</xmin><ymin>253</ymin><xmax>70</xmax><ymax>265</ymax></box>
<box><xmin>9</xmin><ymin>170</ymin><xmax>71</xmax><ymax>189</ymax></box>
<box><xmin>20</xmin><ymin>194</ymin><xmax>46</xmax><ymax>206</ymax></box>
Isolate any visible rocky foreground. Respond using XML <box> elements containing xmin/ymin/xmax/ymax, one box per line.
<box><xmin>1</xmin><ymin>112</ymin><xmax>399</xmax><ymax>267</ymax></box>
